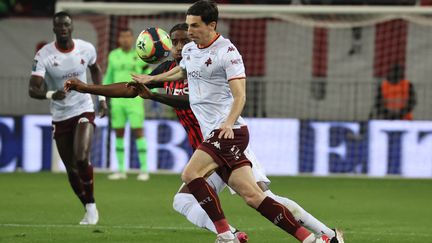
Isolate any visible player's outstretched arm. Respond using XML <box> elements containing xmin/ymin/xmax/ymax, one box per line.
<box><xmin>127</xmin><ymin>82</ymin><xmax>190</xmax><ymax>108</ymax></box>
<box><xmin>131</xmin><ymin>66</ymin><xmax>186</xmax><ymax>84</ymax></box>
<box><xmin>64</xmin><ymin>78</ymin><xmax>138</xmax><ymax>98</ymax></box>
<box><xmin>29</xmin><ymin>75</ymin><xmax>66</xmax><ymax>100</ymax></box>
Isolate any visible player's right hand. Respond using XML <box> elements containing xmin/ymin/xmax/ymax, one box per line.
<box><xmin>131</xmin><ymin>73</ymin><xmax>153</xmax><ymax>84</ymax></box>
<box><xmin>52</xmin><ymin>90</ymin><xmax>66</xmax><ymax>100</ymax></box>
<box><xmin>126</xmin><ymin>82</ymin><xmax>154</xmax><ymax>99</ymax></box>
<box><xmin>64</xmin><ymin>78</ymin><xmax>86</xmax><ymax>92</ymax></box>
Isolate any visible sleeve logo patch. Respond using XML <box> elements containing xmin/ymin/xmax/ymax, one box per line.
<box><xmin>32</xmin><ymin>59</ymin><xmax>38</xmax><ymax>71</ymax></box>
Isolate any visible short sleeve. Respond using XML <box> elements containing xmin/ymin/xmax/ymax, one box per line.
<box><xmin>179</xmin><ymin>46</ymin><xmax>188</xmax><ymax>71</ymax></box>
<box><xmin>31</xmin><ymin>51</ymin><xmax>46</xmax><ymax>77</ymax></box>
<box><xmin>222</xmin><ymin>44</ymin><xmax>246</xmax><ymax>81</ymax></box>
<box><xmin>179</xmin><ymin>57</ymin><xmax>187</xmax><ymax>71</ymax></box>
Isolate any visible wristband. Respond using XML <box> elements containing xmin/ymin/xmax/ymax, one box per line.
<box><xmin>45</xmin><ymin>91</ymin><xmax>55</xmax><ymax>99</ymax></box>
<box><xmin>98</xmin><ymin>95</ymin><xmax>106</xmax><ymax>102</ymax></box>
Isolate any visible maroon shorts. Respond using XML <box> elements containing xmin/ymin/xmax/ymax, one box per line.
<box><xmin>52</xmin><ymin>112</ymin><xmax>95</xmax><ymax>139</ymax></box>
<box><xmin>198</xmin><ymin>126</ymin><xmax>252</xmax><ymax>182</ymax></box>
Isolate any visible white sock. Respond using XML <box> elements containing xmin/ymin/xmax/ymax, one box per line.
<box><xmin>264</xmin><ymin>190</ymin><xmax>335</xmax><ymax>238</ymax></box>
<box><xmin>173</xmin><ymin>193</ymin><xmax>236</xmax><ymax>234</ymax></box>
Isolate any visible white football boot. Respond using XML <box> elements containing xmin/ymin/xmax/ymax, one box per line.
<box><xmin>215</xmin><ymin>231</ymin><xmax>240</xmax><ymax>243</ymax></box>
<box><xmin>79</xmin><ymin>203</ymin><xmax>99</xmax><ymax>225</ymax></box>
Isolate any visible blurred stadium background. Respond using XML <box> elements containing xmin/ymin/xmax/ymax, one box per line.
<box><xmin>1</xmin><ymin>1</ymin><xmax>432</xmax><ymax>242</ymax></box>
<box><xmin>2</xmin><ymin>0</ymin><xmax>432</xmax><ymax>177</ymax></box>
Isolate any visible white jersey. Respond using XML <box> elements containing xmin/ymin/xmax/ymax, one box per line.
<box><xmin>180</xmin><ymin>35</ymin><xmax>247</xmax><ymax>138</ymax></box>
<box><xmin>31</xmin><ymin>39</ymin><xmax>96</xmax><ymax>121</ymax></box>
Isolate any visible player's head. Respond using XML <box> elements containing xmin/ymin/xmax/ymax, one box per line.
<box><xmin>118</xmin><ymin>28</ymin><xmax>134</xmax><ymax>51</ymax></box>
<box><xmin>170</xmin><ymin>23</ymin><xmax>190</xmax><ymax>62</ymax></box>
<box><xmin>53</xmin><ymin>11</ymin><xmax>73</xmax><ymax>42</ymax></box>
<box><xmin>186</xmin><ymin>0</ymin><xmax>218</xmax><ymax>45</ymax></box>
<box><xmin>387</xmin><ymin>63</ymin><xmax>404</xmax><ymax>84</ymax></box>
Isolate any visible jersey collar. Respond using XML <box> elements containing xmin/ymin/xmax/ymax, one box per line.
<box><xmin>198</xmin><ymin>33</ymin><xmax>220</xmax><ymax>49</ymax></box>
<box><xmin>55</xmin><ymin>40</ymin><xmax>75</xmax><ymax>53</ymax></box>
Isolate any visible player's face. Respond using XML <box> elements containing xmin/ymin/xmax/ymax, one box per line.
<box><xmin>186</xmin><ymin>15</ymin><xmax>216</xmax><ymax>46</ymax></box>
<box><xmin>170</xmin><ymin>30</ymin><xmax>190</xmax><ymax>62</ymax></box>
<box><xmin>118</xmin><ymin>30</ymin><xmax>134</xmax><ymax>50</ymax></box>
<box><xmin>53</xmin><ymin>16</ymin><xmax>73</xmax><ymax>42</ymax></box>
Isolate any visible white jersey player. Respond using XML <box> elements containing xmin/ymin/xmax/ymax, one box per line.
<box><xmin>28</xmin><ymin>11</ymin><xmax>107</xmax><ymax>225</ymax></box>
<box><xmin>129</xmin><ymin>1</ymin><xmax>342</xmax><ymax>242</ymax></box>
<box><xmin>32</xmin><ymin>39</ymin><xmax>96</xmax><ymax>121</ymax></box>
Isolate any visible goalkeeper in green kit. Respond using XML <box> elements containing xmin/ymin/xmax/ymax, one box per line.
<box><xmin>104</xmin><ymin>28</ymin><xmax>152</xmax><ymax>181</ymax></box>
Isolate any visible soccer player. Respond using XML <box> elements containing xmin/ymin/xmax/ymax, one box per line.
<box><xmin>130</xmin><ymin>23</ymin><xmax>343</xmax><ymax>243</ymax></box>
<box><xmin>28</xmin><ymin>11</ymin><xmax>107</xmax><ymax>225</ymax></box>
<box><xmin>130</xmin><ymin>1</ymin><xmax>340</xmax><ymax>242</ymax></box>
<box><xmin>103</xmin><ymin>28</ymin><xmax>151</xmax><ymax>181</ymax></box>
<box><xmin>64</xmin><ymin>22</ymin><xmax>342</xmax><ymax>243</ymax></box>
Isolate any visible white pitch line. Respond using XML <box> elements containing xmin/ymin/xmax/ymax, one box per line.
<box><xmin>1</xmin><ymin>224</ymin><xmax>432</xmax><ymax>238</ymax></box>
<box><xmin>0</xmin><ymin>223</ymin><xmax>198</xmax><ymax>231</ymax></box>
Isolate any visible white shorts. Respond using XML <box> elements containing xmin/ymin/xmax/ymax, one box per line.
<box><xmin>245</xmin><ymin>147</ymin><xmax>271</xmax><ymax>185</ymax></box>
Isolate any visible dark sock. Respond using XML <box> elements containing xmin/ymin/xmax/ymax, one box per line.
<box><xmin>78</xmin><ymin>164</ymin><xmax>95</xmax><ymax>204</ymax></box>
<box><xmin>257</xmin><ymin>196</ymin><xmax>311</xmax><ymax>241</ymax></box>
<box><xmin>67</xmin><ymin>171</ymin><xmax>86</xmax><ymax>206</ymax></box>
<box><xmin>187</xmin><ymin>177</ymin><xmax>230</xmax><ymax>234</ymax></box>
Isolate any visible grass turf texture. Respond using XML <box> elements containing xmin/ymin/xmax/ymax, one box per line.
<box><xmin>0</xmin><ymin>172</ymin><xmax>431</xmax><ymax>242</ymax></box>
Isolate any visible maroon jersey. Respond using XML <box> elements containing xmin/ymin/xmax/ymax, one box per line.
<box><xmin>151</xmin><ymin>60</ymin><xmax>203</xmax><ymax>150</ymax></box>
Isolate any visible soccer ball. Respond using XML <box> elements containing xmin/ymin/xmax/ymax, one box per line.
<box><xmin>135</xmin><ymin>27</ymin><xmax>172</xmax><ymax>64</ymax></box>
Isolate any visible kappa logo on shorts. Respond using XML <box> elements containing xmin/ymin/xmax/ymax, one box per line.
<box><xmin>230</xmin><ymin>145</ymin><xmax>241</xmax><ymax>160</ymax></box>
<box><xmin>211</xmin><ymin>141</ymin><xmax>221</xmax><ymax>150</ymax></box>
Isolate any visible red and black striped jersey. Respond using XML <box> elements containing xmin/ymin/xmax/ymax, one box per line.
<box><xmin>151</xmin><ymin>60</ymin><xmax>203</xmax><ymax>150</ymax></box>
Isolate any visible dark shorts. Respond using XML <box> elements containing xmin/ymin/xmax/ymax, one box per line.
<box><xmin>52</xmin><ymin>112</ymin><xmax>95</xmax><ymax>139</ymax></box>
<box><xmin>198</xmin><ymin>126</ymin><xmax>252</xmax><ymax>182</ymax></box>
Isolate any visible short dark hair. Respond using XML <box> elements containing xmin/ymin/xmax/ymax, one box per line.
<box><xmin>186</xmin><ymin>0</ymin><xmax>218</xmax><ymax>25</ymax></box>
<box><xmin>53</xmin><ymin>11</ymin><xmax>72</xmax><ymax>23</ymax></box>
<box><xmin>170</xmin><ymin>23</ymin><xmax>188</xmax><ymax>35</ymax></box>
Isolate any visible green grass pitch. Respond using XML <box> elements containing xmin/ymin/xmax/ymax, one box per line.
<box><xmin>0</xmin><ymin>172</ymin><xmax>431</xmax><ymax>242</ymax></box>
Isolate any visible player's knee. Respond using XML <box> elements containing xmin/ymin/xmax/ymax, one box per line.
<box><xmin>181</xmin><ymin>170</ymin><xmax>198</xmax><ymax>184</ymax></box>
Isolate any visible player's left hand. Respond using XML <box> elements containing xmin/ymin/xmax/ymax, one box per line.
<box><xmin>131</xmin><ymin>73</ymin><xmax>154</xmax><ymax>84</ymax></box>
<box><xmin>218</xmin><ymin>122</ymin><xmax>234</xmax><ymax>139</ymax></box>
<box><xmin>98</xmin><ymin>100</ymin><xmax>108</xmax><ymax>118</ymax></box>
